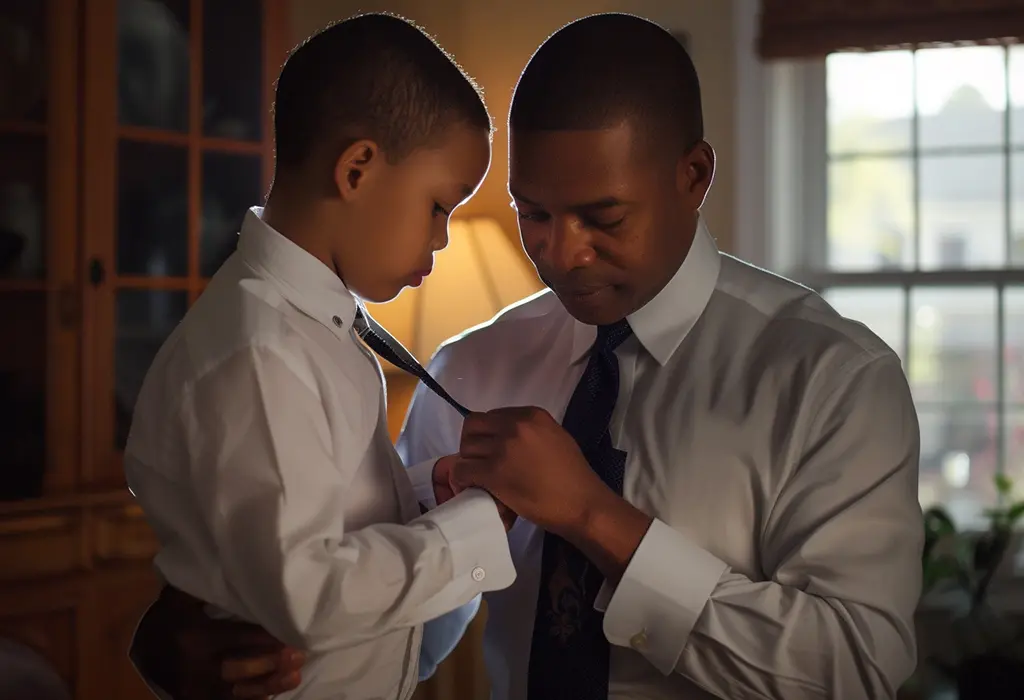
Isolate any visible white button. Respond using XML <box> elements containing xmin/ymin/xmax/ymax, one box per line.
<box><xmin>332</xmin><ymin>315</ymin><xmax>343</xmax><ymax>327</ymax></box>
<box><xmin>629</xmin><ymin>630</ymin><xmax>648</xmax><ymax>650</ymax></box>
<box><xmin>471</xmin><ymin>566</ymin><xmax>486</xmax><ymax>582</ymax></box>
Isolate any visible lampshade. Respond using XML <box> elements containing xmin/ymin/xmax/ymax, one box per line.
<box><xmin>364</xmin><ymin>217</ymin><xmax>542</xmax><ymax>366</ymax></box>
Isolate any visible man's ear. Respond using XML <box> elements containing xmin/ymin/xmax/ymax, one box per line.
<box><xmin>333</xmin><ymin>139</ymin><xmax>383</xmax><ymax>201</ymax></box>
<box><xmin>676</xmin><ymin>140</ymin><xmax>715</xmax><ymax>209</ymax></box>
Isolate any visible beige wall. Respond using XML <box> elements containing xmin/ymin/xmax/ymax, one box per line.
<box><xmin>288</xmin><ymin>0</ymin><xmax>737</xmax><ymax>253</ymax></box>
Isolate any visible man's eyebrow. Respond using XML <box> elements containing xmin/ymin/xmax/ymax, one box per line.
<box><xmin>509</xmin><ymin>190</ymin><xmax>626</xmax><ymax>211</ymax></box>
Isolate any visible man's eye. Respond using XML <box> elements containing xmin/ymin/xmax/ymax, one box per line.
<box><xmin>433</xmin><ymin>203</ymin><xmax>450</xmax><ymax>217</ymax></box>
<box><xmin>586</xmin><ymin>217</ymin><xmax>625</xmax><ymax>231</ymax></box>
<box><xmin>517</xmin><ymin>210</ymin><xmax>549</xmax><ymax>223</ymax></box>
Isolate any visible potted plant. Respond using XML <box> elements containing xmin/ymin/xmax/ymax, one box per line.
<box><xmin>918</xmin><ymin>474</ymin><xmax>1024</xmax><ymax>699</ymax></box>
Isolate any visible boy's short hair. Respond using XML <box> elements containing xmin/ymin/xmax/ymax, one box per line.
<box><xmin>274</xmin><ymin>13</ymin><xmax>492</xmax><ymax>170</ymax></box>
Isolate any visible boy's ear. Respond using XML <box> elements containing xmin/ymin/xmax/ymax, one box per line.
<box><xmin>333</xmin><ymin>139</ymin><xmax>383</xmax><ymax>201</ymax></box>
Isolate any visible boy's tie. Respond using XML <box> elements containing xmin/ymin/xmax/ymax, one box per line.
<box><xmin>352</xmin><ymin>308</ymin><xmax>471</xmax><ymax>417</ymax></box>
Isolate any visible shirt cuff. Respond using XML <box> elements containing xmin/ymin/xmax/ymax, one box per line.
<box><xmin>408</xmin><ymin>457</ymin><xmax>440</xmax><ymax>509</ymax></box>
<box><xmin>422</xmin><ymin>487</ymin><xmax>515</xmax><ymax>593</ymax></box>
<box><xmin>600</xmin><ymin>518</ymin><xmax>728</xmax><ymax>675</ymax></box>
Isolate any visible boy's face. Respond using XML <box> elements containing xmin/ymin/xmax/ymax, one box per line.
<box><xmin>335</xmin><ymin>124</ymin><xmax>491</xmax><ymax>303</ymax></box>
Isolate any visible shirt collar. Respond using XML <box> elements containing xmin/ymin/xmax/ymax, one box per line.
<box><xmin>570</xmin><ymin>217</ymin><xmax>721</xmax><ymax>365</ymax></box>
<box><xmin>236</xmin><ymin>207</ymin><xmax>359</xmax><ymax>333</ymax></box>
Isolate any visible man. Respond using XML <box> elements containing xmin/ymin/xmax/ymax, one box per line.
<box><xmin>133</xmin><ymin>12</ymin><xmax>923</xmax><ymax>700</ymax></box>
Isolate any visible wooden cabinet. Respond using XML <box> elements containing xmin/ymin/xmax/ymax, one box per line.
<box><xmin>0</xmin><ymin>0</ymin><xmax>289</xmax><ymax>697</ymax></box>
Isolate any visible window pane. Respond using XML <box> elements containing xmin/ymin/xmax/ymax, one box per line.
<box><xmin>202</xmin><ymin>0</ymin><xmax>263</xmax><ymax>141</ymax></box>
<box><xmin>117</xmin><ymin>140</ymin><xmax>188</xmax><ymax>277</ymax></box>
<box><xmin>115</xmin><ymin>290</ymin><xmax>188</xmax><ymax>448</ymax></box>
<box><xmin>919</xmin><ymin>154</ymin><xmax>1005</xmax><ymax>269</ymax></box>
<box><xmin>1007</xmin><ymin>45</ymin><xmax>1024</xmax><ymax>145</ymax></box>
<box><xmin>909</xmin><ymin>287</ymin><xmax>997</xmax><ymax>405</ymax></box>
<box><xmin>1004</xmin><ymin>288</ymin><xmax>1024</xmax><ymax>406</ymax></box>
<box><xmin>0</xmin><ymin>292</ymin><xmax>46</xmax><ymax>500</ymax></box>
<box><xmin>1010</xmin><ymin>153</ymin><xmax>1024</xmax><ymax>264</ymax></box>
<box><xmin>916</xmin><ymin>46</ymin><xmax>1006</xmax><ymax>150</ymax></box>
<box><xmin>118</xmin><ymin>0</ymin><xmax>190</xmax><ymax>132</ymax></box>
<box><xmin>1004</xmin><ymin>411</ymin><xmax>1024</xmax><ymax>500</ymax></box>
<box><xmin>201</xmin><ymin>152</ymin><xmax>262</xmax><ymax>276</ymax></box>
<box><xmin>822</xmin><ymin>288</ymin><xmax>905</xmax><ymax>361</ymax></box>
<box><xmin>827</xmin><ymin>157</ymin><xmax>913</xmax><ymax>270</ymax></box>
<box><xmin>0</xmin><ymin>3</ymin><xmax>46</xmax><ymax>122</ymax></box>
<box><xmin>827</xmin><ymin>51</ymin><xmax>913</xmax><ymax>156</ymax></box>
<box><xmin>0</xmin><ymin>134</ymin><xmax>45</xmax><ymax>279</ymax></box>
<box><xmin>918</xmin><ymin>407</ymin><xmax>996</xmax><ymax>529</ymax></box>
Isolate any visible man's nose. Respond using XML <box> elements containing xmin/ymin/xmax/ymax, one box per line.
<box><xmin>542</xmin><ymin>218</ymin><xmax>594</xmax><ymax>272</ymax></box>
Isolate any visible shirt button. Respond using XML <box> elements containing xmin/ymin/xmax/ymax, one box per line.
<box><xmin>332</xmin><ymin>315</ymin><xmax>343</xmax><ymax>328</ymax></box>
<box><xmin>471</xmin><ymin>566</ymin><xmax>486</xmax><ymax>582</ymax></box>
<box><xmin>630</xmin><ymin>630</ymin><xmax>648</xmax><ymax>651</ymax></box>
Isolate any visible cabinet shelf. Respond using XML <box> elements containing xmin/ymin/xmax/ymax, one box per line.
<box><xmin>0</xmin><ymin>120</ymin><xmax>47</xmax><ymax>137</ymax></box>
<box><xmin>117</xmin><ymin>124</ymin><xmax>264</xmax><ymax>154</ymax></box>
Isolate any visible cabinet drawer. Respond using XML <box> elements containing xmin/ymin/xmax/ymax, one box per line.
<box><xmin>93</xmin><ymin>503</ymin><xmax>158</xmax><ymax>563</ymax></box>
<box><xmin>0</xmin><ymin>511</ymin><xmax>85</xmax><ymax>581</ymax></box>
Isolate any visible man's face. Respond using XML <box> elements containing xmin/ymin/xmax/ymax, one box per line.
<box><xmin>509</xmin><ymin>122</ymin><xmax>713</xmax><ymax>325</ymax></box>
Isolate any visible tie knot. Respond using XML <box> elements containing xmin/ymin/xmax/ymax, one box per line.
<box><xmin>595</xmin><ymin>319</ymin><xmax>633</xmax><ymax>353</ymax></box>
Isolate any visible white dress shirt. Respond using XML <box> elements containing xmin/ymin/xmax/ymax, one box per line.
<box><xmin>399</xmin><ymin>220</ymin><xmax>923</xmax><ymax>700</ymax></box>
<box><xmin>124</xmin><ymin>208</ymin><xmax>515</xmax><ymax>700</ymax></box>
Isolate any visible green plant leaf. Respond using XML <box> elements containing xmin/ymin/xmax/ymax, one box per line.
<box><xmin>995</xmin><ymin>472</ymin><xmax>1014</xmax><ymax>496</ymax></box>
<box><xmin>1006</xmin><ymin>501</ymin><xmax>1024</xmax><ymax>527</ymax></box>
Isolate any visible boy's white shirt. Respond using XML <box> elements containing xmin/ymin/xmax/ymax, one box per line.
<box><xmin>124</xmin><ymin>207</ymin><xmax>515</xmax><ymax>700</ymax></box>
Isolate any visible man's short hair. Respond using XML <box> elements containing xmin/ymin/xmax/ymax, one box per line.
<box><xmin>510</xmin><ymin>13</ymin><xmax>703</xmax><ymax>155</ymax></box>
<box><xmin>274</xmin><ymin>13</ymin><xmax>491</xmax><ymax>170</ymax></box>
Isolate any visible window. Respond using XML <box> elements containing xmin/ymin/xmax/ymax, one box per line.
<box><xmin>771</xmin><ymin>45</ymin><xmax>1024</xmax><ymax>526</ymax></box>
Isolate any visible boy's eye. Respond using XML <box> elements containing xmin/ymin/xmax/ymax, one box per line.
<box><xmin>433</xmin><ymin>202</ymin><xmax>450</xmax><ymax>217</ymax></box>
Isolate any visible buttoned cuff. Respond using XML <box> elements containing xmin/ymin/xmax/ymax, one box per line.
<box><xmin>425</xmin><ymin>487</ymin><xmax>515</xmax><ymax>593</ymax></box>
<box><xmin>408</xmin><ymin>457</ymin><xmax>440</xmax><ymax>509</ymax></box>
<box><xmin>599</xmin><ymin>519</ymin><xmax>728</xmax><ymax>675</ymax></box>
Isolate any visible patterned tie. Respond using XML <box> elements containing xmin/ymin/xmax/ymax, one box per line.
<box><xmin>352</xmin><ymin>308</ymin><xmax>470</xmax><ymax>417</ymax></box>
<box><xmin>526</xmin><ymin>320</ymin><xmax>634</xmax><ymax>700</ymax></box>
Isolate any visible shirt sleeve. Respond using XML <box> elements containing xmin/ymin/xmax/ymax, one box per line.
<box><xmin>394</xmin><ymin>344</ymin><xmax>484</xmax><ymax>680</ymax></box>
<box><xmin>175</xmin><ymin>344</ymin><xmax>514</xmax><ymax>654</ymax></box>
<box><xmin>599</xmin><ymin>354</ymin><xmax>922</xmax><ymax>699</ymax></box>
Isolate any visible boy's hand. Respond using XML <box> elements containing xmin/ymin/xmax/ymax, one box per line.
<box><xmin>434</xmin><ymin>454</ymin><xmax>518</xmax><ymax>530</ymax></box>
<box><xmin>133</xmin><ymin>585</ymin><xmax>305</xmax><ymax>699</ymax></box>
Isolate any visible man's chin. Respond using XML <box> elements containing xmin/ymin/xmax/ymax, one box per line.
<box><xmin>557</xmin><ymin>288</ymin><xmax>629</xmax><ymax>326</ymax></box>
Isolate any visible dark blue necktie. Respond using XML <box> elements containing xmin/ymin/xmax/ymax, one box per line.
<box><xmin>353</xmin><ymin>309</ymin><xmax>470</xmax><ymax>417</ymax></box>
<box><xmin>526</xmin><ymin>320</ymin><xmax>634</xmax><ymax>700</ymax></box>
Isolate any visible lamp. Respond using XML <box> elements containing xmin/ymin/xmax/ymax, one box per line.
<box><xmin>364</xmin><ymin>217</ymin><xmax>543</xmax><ymax>366</ymax></box>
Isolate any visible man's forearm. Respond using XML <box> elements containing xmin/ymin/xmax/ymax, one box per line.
<box><xmin>561</xmin><ymin>488</ymin><xmax>653</xmax><ymax>585</ymax></box>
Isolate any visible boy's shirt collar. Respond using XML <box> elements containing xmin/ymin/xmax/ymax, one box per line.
<box><xmin>237</xmin><ymin>206</ymin><xmax>360</xmax><ymax>338</ymax></box>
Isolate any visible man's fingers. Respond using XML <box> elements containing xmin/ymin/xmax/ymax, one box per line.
<box><xmin>458</xmin><ymin>434</ymin><xmax>498</xmax><ymax>459</ymax></box>
<box><xmin>232</xmin><ymin>670</ymin><xmax>302</xmax><ymax>698</ymax></box>
<box><xmin>221</xmin><ymin>648</ymin><xmax>305</xmax><ymax>683</ymax></box>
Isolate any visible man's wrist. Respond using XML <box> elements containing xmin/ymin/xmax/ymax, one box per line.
<box><xmin>564</xmin><ymin>487</ymin><xmax>653</xmax><ymax>584</ymax></box>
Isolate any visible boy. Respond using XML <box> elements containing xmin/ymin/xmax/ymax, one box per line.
<box><xmin>124</xmin><ymin>14</ymin><xmax>515</xmax><ymax>700</ymax></box>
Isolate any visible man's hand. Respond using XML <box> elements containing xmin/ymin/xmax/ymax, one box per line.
<box><xmin>132</xmin><ymin>585</ymin><xmax>305</xmax><ymax>699</ymax></box>
<box><xmin>434</xmin><ymin>454</ymin><xmax>519</xmax><ymax>530</ymax></box>
<box><xmin>453</xmin><ymin>407</ymin><xmax>653</xmax><ymax>582</ymax></box>
<box><xmin>452</xmin><ymin>407</ymin><xmax>609</xmax><ymax>537</ymax></box>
